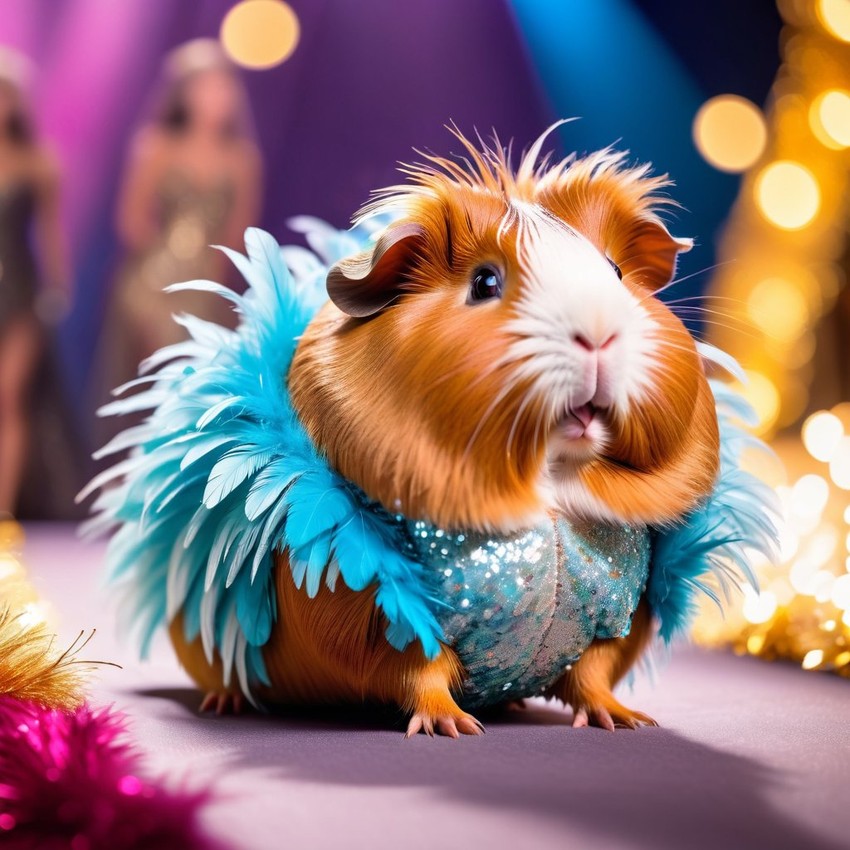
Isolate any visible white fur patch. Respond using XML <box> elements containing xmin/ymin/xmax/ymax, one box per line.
<box><xmin>501</xmin><ymin>203</ymin><xmax>659</xmax><ymax>519</ymax></box>
<box><xmin>544</xmin><ymin>460</ymin><xmax>624</xmax><ymax>524</ymax></box>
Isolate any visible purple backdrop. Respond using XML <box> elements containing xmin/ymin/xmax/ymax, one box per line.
<box><xmin>0</xmin><ymin>0</ymin><xmax>552</xmax><ymax>433</ymax></box>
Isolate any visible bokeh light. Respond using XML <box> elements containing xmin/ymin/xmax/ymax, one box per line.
<box><xmin>817</xmin><ymin>0</ymin><xmax>850</xmax><ymax>42</ymax></box>
<box><xmin>829</xmin><ymin>436</ymin><xmax>850</xmax><ymax>490</ymax></box>
<box><xmin>833</xmin><ymin>573</ymin><xmax>850</xmax><ymax>609</ymax></box>
<box><xmin>693</xmin><ymin>95</ymin><xmax>767</xmax><ymax>173</ymax></box>
<box><xmin>790</xmin><ymin>474</ymin><xmax>830</xmax><ymax>518</ymax></box>
<box><xmin>802</xmin><ymin>410</ymin><xmax>845</xmax><ymax>461</ymax></box>
<box><xmin>810</xmin><ymin>89</ymin><xmax>850</xmax><ymax>148</ymax></box>
<box><xmin>738</xmin><ymin>370</ymin><xmax>780</xmax><ymax>434</ymax></box>
<box><xmin>802</xmin><ymin>648</ymin><xmax>825</xmax><ymax>669</ymax></box>
<box><xmin>742</xmin><ymin>585</ymin><xmax>778</xmax><ymax>624</ymax></box>
<box><xmin>220</xmin><ymin>0</ymin><xmax>300</xmax><ymax>70</ymax></box>
<box><xmin>754</xmin><ymin>161</ymin><xmax>821</xmax><ymax>230</ymax></box>
<box><xmin>0</xmin><ymin>553</ymin><xmax>22</xmax><ymax>581</ymax></box>
<box><xmin>747</xmin><ymin>277</ymin><xmax>809</xmax><ymax>342</ymax></box>
<box><xmin>832</xmin><ymin>401</ymin><xmax>850</xmax><ymax>431</ymax></box>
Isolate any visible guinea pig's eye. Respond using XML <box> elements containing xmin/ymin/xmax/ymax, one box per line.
<box><xmin>607</xmin><ymin>256</ymin><xmax>623</xmax><ymax>280</ymax></box>
<box><xmin>468</xmin><ymin>266</ymin><xmax>503</xmax><ymax>303</ymax></box>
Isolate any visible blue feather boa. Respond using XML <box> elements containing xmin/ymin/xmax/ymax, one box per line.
<box><xmin>82</xmin><ymin>221</ymin><xmax>777</xmax><ymax>702</ymax></box>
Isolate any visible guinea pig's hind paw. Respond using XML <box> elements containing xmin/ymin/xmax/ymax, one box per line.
<box><xmin>199</xmin><ymin>690</ymin><xmax>245</xmax><ymax>716</ymax></box>
<box><xmin>572</xmin><ymin>701</ymin><xmax>657</xmax><ymax>731</ymax></box>
<box><xmin>405</xmin><ymin>712</ymin><xmax>485</xmax><ymax>739</ymax></box>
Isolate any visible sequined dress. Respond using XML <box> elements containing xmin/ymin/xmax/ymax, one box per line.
<box><xmin>408</xmin><ymin>517</ymin><xmax>650</xmax><ymax>708</ymax></box>
<box><xmin>0</xmin><ymin>182</ymin><xmax>38</xmax><ymax>330</ymax></box>
<box><xmin>98</xmin><ymin>174</ymin><xmax>235</xmax><ymax>403</ymax></box>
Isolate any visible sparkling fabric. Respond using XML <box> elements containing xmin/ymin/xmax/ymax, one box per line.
<box><xmin>405</xmin><ymin>517</ymin><xmax>651</xmax><ymax>709</ymax></box>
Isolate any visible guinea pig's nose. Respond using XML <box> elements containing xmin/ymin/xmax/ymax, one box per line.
<box><xmin>571</xmin><ymin>331</ymin><xmax>618</xmax><ymax>352</ymax></box>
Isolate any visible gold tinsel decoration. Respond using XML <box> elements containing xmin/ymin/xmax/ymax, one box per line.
<box><xmin>0</xmin><ymin>518</ymin><xmax>108</xmax><ymax>709</ymax></box>
<box><xmin>694</xmin><ymin>0</ymin><xmax>850</xmax><ymax>676</ymax></box>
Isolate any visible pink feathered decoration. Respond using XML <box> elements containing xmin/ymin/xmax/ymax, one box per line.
<box><xmin>0</xmin><ymin>696</ymin><xmax>225</xmax><ymax>850</ymax></box>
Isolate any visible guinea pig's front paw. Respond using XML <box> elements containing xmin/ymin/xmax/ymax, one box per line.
<box><xmin>571</xmin><ymin>694</ymin><xmax>657</xmax><ymax>731</ymax></box>
<box><xmin>199</xmin><ymin>689</ymin><xmax>246</xmax><ymax>716</ymax></box>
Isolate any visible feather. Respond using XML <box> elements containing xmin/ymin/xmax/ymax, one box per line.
<box><xmin>697</xmin><ymin>341</ymin><xmax>747</xmax><ymax>382</ymax></box>
<box><xmin>203</xmin><ymin>446</ymin><xmax>273</xmax><ymax>508</ymax></box>
<box><xmin>244</xmin><ymin>461</ymin><xmax>300</xmax><ymax>520</ymax></box>
<box><xmin>180</xmin><ymin>434</ymin><xmax>240</xmax><ymax>471</ymax></box>
<box><xmin>649</xmin><ymin>378</ymin><xmax>779</xmax><ymax>641</ymax></box>
<box><xmin>0</xmin><ymin>699</ymin><xmax>222</xmax><ymax>850</ymax></box>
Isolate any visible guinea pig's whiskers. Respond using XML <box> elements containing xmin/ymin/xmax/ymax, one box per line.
<box><xmin>674</xmin><ymin>314</ymin><xmax>761</xmax><ymax>340</ymax></box>
<box><xmin>421</xmin><ymin>356</ymin><xmax>505</xmax><ymax>395</ymax></box>
<box><xmin>651</xmin><ymin>338</ymin><xmax>710</xmax><ymax>358</ymax></box>
<box><xmin>461</xmin><ymin>372</ymin><xmax>524</xmax><ymax>463</ymax></box>
<box><xmin>669</xmin><ymin>305</ymin><xmax>753</xmax><ymax>326</ymax></box>
<box><xmin>661</xmin><ymin>294</ymin><xmax>748</xmax><ymax>307</ymax></box>
<box><xmin>531</xmin><ymin>398</ymin><xmax>556</xmax><ymax>461</ymax></box>
<box><xmin>661</xmin><ymin>260</ymin><xmax>735</xmax><ymax>292</ymax></box>
<box><xmin>637</xmin><ymin>260</ymin><xmax>735</xmax><ymax>308</ymax></box>
<box><xmin>506</xmin><ymin>390</ymin><xmax>539</xmax><ymax>460</ymax></box>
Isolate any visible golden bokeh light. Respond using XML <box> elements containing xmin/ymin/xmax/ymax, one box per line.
<box><xmin>790</xmin><ymin>473</ymin><xmax>831</xmax><ymax>518</ymax></box>
<box><xmin>817</xmin><ymin>0</ymin><xmax>850</xmax><ymax>42</ymax></box>
<box><xmin>738</xmin><ymin>370</ymin><xmax>780</xmax><ymax>434</ymax></box>
<box><xmin>742</xmin><ymin>586</ymin><xmax>778</xmax><ymax>624</ymax></box>
<box><xmin>802</xmin><ymin>410</ymin><xmax>845</xmax><ymax>461</ymax></box>
<box><xmin>220</xmin><ymin>0</ymin><xmax>300</xmax><ymax>70</ymax></box>
<box><xmin>746</xmin><ymin>277</ymin><xmax>809</xmax><ymax>342</ymax></box>
<box><xmin>829</xmin><ymin>436</ymin><xmax>850</xmax><ymax>489</ymax></box>
<box><xmin>0</xmin><ymin>552</ymin><xmax>22</xmax><ymax>581</ymax></box>
<box><xmin>833</xmin><ymin>573</ymin><xmax>850</xmax><ymax>609</ymax></box>
<box><xmin>802</xmin><ymin>648</ymin><xmax>825</xmax><ymax>669</ymax></box>
<box><xmin>693</xmin><ymin>95</ymin><xmax>767</xmax><ymax>172</ymax></box>
<box><xmin>832</xmin><ymin>401</ymin><xmax>850</xmax><ymax>431</ymax></box>
<box><xmin>754</xmin><ymin>161</ymin><xmax>821</xmax><ymax>230</ymax></box>
<box><xmin>810</xmin><ymin>89</ymin><xmax>850</xmax><ymax>148</ymax></box>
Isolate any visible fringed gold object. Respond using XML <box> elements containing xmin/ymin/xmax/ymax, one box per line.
<box><xmin>0</xmin><ymin>610</ymin><xmax>96</xmax><ymax>710</ymax></box>
<box><xmin>696</xmin><ymin>594</ymin><xmax>850</xmax><ymax>678</ymax></box>
<box><xmin>693</xmin><ymin>436</ymin><xmax>850</xmax><ymax>676</ymax></box>
<box><xmin>0</xmin><ymin>519</ymin><xmax>114</xmax><ymax>710</ymax></box>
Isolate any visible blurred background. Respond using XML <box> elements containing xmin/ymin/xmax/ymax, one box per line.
<box><xmin>1</xmin><ymin>0</ymin><xmax>848</xmax><ymax>674</ymax></box>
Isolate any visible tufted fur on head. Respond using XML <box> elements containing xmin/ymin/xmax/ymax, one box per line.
<box><xmin>289</xmin><ymin>123</ymin><xmax>719</xmax><ymax>533</ymax></box>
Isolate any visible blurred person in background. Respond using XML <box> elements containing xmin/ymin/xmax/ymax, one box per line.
<box><xmin>0</xmin><ymin>47</ymin><xmax>75</xmax><ymax>521</ymax></box>
<box><xmin>94</xmin><ymin>38</ymin><xmax>262</xmax><ymax>424</ymax></box>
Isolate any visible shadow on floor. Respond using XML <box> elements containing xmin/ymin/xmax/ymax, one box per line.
<box><xmin>136</xmin><ymin>686</ymin><xmax>840</xmax><ymax>850</ymax></box>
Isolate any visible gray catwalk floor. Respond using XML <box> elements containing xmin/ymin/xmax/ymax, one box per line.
<box><xmin>22</xmin><ymin>524</ymin><xmax>850</xmax><ymax>850</ymax></box>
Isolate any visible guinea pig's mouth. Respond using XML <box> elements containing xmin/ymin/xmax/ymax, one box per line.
<box><xmin>554</xmin><ymin>403</ymin><xmax>608</xmax><ymax>442</ymax></box>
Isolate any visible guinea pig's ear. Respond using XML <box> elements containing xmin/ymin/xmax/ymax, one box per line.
<box><xmin>625</xmin><ymin>219</ymin><xmax>693</xmax><ymax>291</ymax></box>
<box><xmin>326</xmin><ymin>221</ymin><xmax>425</xmax><ymax>318</ymax></box>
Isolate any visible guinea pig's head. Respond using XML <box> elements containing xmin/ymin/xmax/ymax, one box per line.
<box><xmin>289</xmin><ymin>124</ymin><xmax>720</xmax><ymax>533</ymax></box>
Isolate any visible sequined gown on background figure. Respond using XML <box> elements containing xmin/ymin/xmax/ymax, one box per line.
<box><xmin>0</xmin><ymin>182</ymin><xmax>83</xmax><ymax>518</ymax></box>
<box><xmin>96</xmin><ymin>174</ymin><xmax>235</xmax><ymax>439</ymax></box>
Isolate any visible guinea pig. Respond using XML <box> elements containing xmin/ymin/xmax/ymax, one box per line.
<box><xmin>89</xmin><ymin>124</ymin><xmax>729</xmax><ymax>737</ymax></box>
<box><xmin>155</xmin><ymin>125</ymin><xmax>720</xmax><ymax>736</ymax></box>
